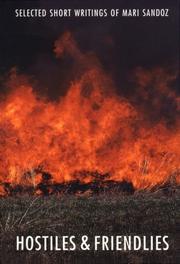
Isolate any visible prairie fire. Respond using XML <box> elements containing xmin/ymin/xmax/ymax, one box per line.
<box><xmin>0</xmin><ymin>32</ymin><xmax>179</xmax><ymax>195</ymax></box>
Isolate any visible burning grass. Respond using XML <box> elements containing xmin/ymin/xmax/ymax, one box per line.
<box><xmin>0</xmin><ymin>32</ymin><xmax>179</xmax><ymax>191</ymax></box>
<box><xmin>0</xmin><ymin>168</ymin><xmax>178</xmax><ymax>197</ymax></box>
<box><xmin>0</xmin><ymin>190</ymin><xmax>179</xmax><ymax>264</ymax></box>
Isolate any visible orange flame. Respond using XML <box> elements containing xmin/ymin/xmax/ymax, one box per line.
<box><xmin>0</xmin><ymin>32</ymin><xmax>179</xmax><ymax>193</ymax></box>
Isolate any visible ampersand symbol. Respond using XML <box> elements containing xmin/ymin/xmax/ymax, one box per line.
<box><xmin>81</xmin><ymin>235</ymin><xmax>90</xmax><ymax>250</ymax></box>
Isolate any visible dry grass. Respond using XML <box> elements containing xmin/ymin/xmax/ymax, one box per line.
<box><xmin>0</xmin><ymin>192</ymin><xmax>179</xmax><ymax>264</ymax></box>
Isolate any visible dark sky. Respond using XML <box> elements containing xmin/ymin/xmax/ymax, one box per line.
<box><xmin>0</xmin><ymin>0</ymin><xmax>179</xmax><ymax>98</ymax></box>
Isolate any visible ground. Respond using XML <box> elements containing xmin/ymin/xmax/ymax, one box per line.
<box><xmin>0</xmin><ymin>190</ymin><xmax>179</xmax><ymax>264</ymax></box>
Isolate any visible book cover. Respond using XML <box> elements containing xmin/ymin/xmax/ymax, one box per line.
<box><xmin>0</xmin><ymin>1</ymin><xmax>179</xmax><ymax>263</ymax></box>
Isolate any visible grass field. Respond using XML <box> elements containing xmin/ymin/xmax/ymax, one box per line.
<box><xmin>0</xmin><ymin>191</ymin><xmax>179</xmax><ymax>264</ymax></box>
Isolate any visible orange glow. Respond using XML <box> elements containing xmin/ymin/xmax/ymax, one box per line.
<box><xmin>0</xmin><ymin>32</ymin><xmax>179</xmax><ymax>194</ymax></box>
